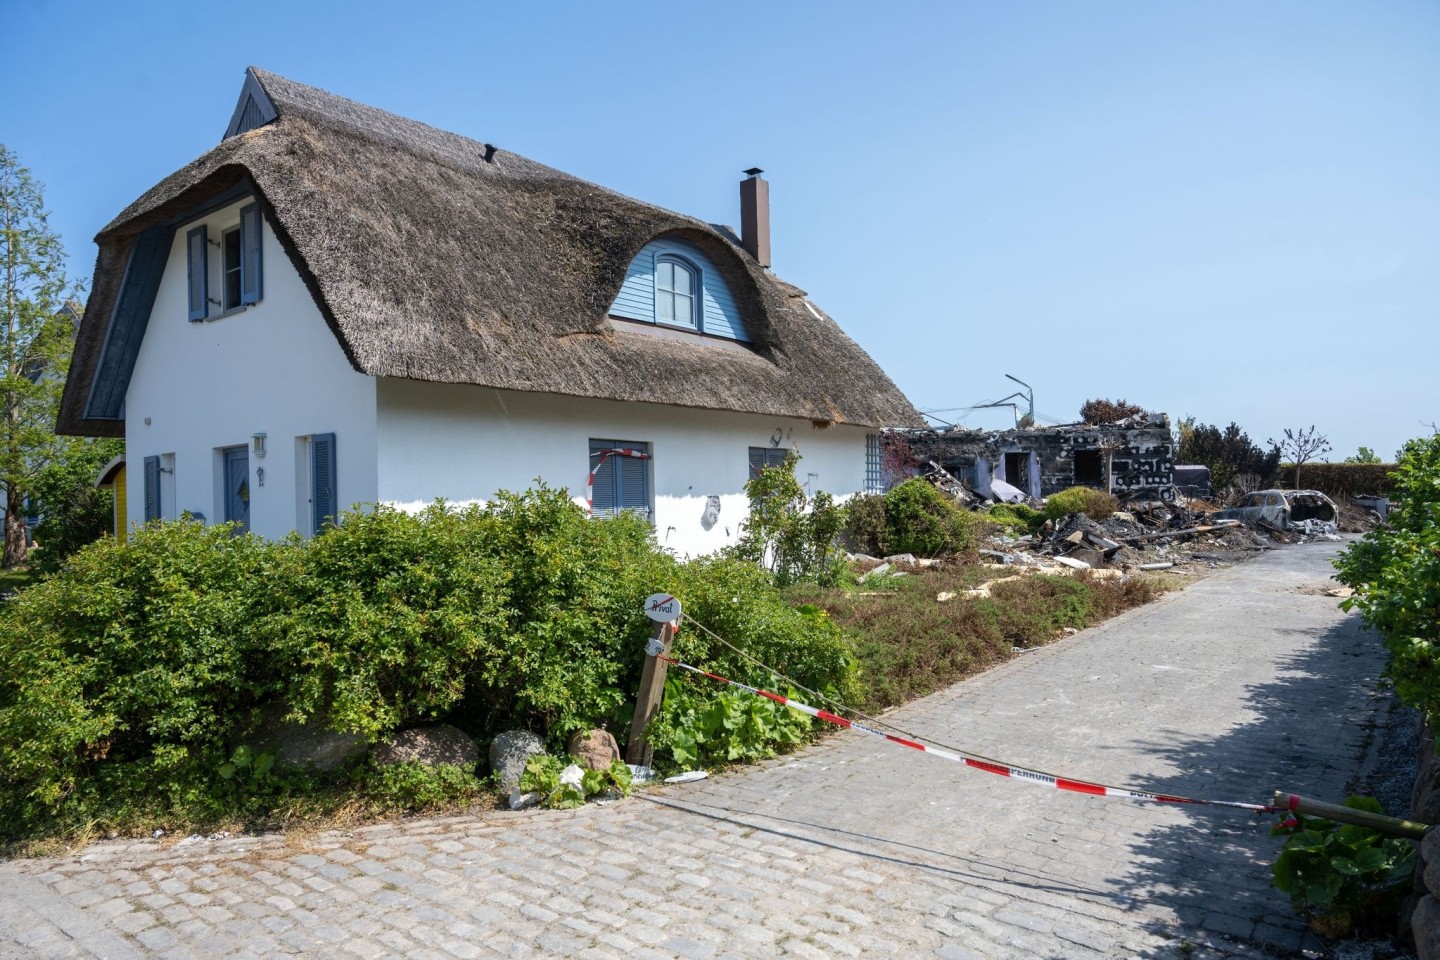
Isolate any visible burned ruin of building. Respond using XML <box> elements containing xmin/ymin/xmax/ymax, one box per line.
<box><xmin>904</xmin><ymin>413</ymin><xmax>1175</xmax><ymax>501</ymax></box>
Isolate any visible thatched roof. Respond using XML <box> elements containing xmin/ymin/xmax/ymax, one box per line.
<box><xmin>59</xmin><ymin>68</ymin><xmax>922</xmax><ymax>436</ymax></box>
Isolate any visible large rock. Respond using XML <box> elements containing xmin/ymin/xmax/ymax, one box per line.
<box><xmin>567</xmin><ymin>729</ymin><xmax>621</xmax><ymax>771</ymax></box>
<box><xmin>374</xmin><ymin>725</ymin><xmax>480</xmax><ymax>769</ymax></box>
<box><xmin>1415</xmin><ymin>725</ymin><xmax>1440</xmax><ymax>821</ymax></box>
<box><xmin>241</xmin><ymin>704</ymin><xmax>367</xmax><ymax>773</ymax></box>
<box><xmin>489</xmin><ymin>730</ymin><xmax>545</xmax><ymax>790</ymax></box>
<box><xmin>1414</xmin><ymin>894</ymin><xmax>1440</xmax><ymax>960</ymax></box>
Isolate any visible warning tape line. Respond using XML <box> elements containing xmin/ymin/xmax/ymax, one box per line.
<box><xmin>659</xmin><ymin>656</ymin><xmax>1280</xmax><ymax>814</ymax></box>
<box><xmin>585</xmin><ymin>448</ymin><xmax>650</xmax><ymax>514</ymax></box>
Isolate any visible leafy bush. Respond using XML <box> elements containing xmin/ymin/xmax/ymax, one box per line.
<box><xmin>255</xmin><ymin>503</ymin><xmax>511</xmax><ymax>740</ymax></box>
<box><xmin>842</xmin><ymin>493</ymin><xmax>889</xmax><ymax>556</ymax></box>
<box><xmin>882</xmin><ymin>479</ymin><xmax>978</xmax><ymax>557</ymax></box>
<box><xmin>734</xmin><ymin>453</ymin><xmax>848</xmax><ymax>587</ymax></box>
<box><xmin>1043</xmin><ymin>486</ymin><xmax>1119</xmax><ymax>522</ymax></box>
<box><xmin>0</xmin><ymin>520</ymin><xmax>274</xmax><ymax>834</ymax></box>
<box><xmin>986</xmin><ymin>502</ymin><xmax>1045</xmax><ymax>535</ymax></box>
<box><xmin>1270</xmin><ymin>798</ymin><xmax>1416</xmax><ymax>937</ymax></box>
<box><xmin>1334</xmin><ymin>433</ymin><xmax>1440</xmax><ymax>722</ymax></box>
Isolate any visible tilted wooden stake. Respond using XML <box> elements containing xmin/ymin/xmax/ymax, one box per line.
<box><xmin>626</xmin><ymin>620</ymin><xmax>676</xmax><ymax>766</ymax></box>
<box><xmin>1274</xmin><ymin>791</ymin><xmax>1431</xmax><ymax>840</ymax></box>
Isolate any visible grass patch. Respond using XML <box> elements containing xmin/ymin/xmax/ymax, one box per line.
<box><xmin>0</xmin><ymin>567</ymin><xmax>38</xmax><ymax>594</ymax></box>
<box><xmin>789</xmin><ymin>564</ymin><xmax>1163</xmax><ymax>714</ymax></box>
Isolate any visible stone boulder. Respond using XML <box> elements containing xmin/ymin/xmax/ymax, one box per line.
<box><xmin>240</xmin><ymin>704</ymin><xmax>367</xmax><ymax>773</ymax></box>
<box><xmin>374</xmin><ymin>725</ymin><xmax>480</xmax><ymax>769</ymax></box>
<box><xmin>567</xmin><ymin>729</ymin><xmax>621</xmax><ymax>771</ymax></box>
<box><xmin>489</xmin><ymin>730</ymin><xmax>545</xmax><ymax>790</ymax></box>
<box><xmin>1415</xmin><ymin>893</ymin><xmax>1440</xmax><ymax>960</ymax></box>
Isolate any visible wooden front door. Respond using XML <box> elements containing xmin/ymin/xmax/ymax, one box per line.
<box><xmin>222</xmin><ymin>446</ymin><xmax>251</xmax><ymax>534</ymax></box>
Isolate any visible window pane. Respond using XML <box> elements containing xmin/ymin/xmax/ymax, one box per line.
<box><xmin>673</xmin><ymin>263</ymin><xmax>693</xmax><ymax>295</ymax></box>
<box><xmin>656</xmin><ymin>260</ymin><xmax>673</xmax><ymax>291</ymax></box>
<box><xmin>657</xmin><ymin>293</ymin><xmax>674</xmax><ymax>322</ymax></box>
<box><xmin>675</xmin><ymin>293</ymin><xmax>694</xmax><ymax>326</ymax></box>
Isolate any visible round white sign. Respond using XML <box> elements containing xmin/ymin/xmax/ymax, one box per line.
<box><xmin>644</xmin><ymin>593</ymin><xmax>682</xmax><ymax>623</ymax></box>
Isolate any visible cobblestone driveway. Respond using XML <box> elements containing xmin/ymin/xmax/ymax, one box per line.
<box><xmin>1</xmin><ymin>542</ymin><xmax>1390</xmax><ymax>959</ymax></box>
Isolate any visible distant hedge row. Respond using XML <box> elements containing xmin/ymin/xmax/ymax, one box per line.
<box><xmin>1280</xmin><ymin>463</ymin><xmax>1397</xmax><ymax>499</ymax></box>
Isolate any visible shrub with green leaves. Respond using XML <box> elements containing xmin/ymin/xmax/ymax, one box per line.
<box><xmin>1270</xmin><ymin>798</ymin><xmax>1416</xmax><ymax>937</ymax></box>
<box><xmin>255</xmin><ymin>503</ymin><xmax>511</xmax><ymax>740</ymax></box>
<box><xmin>1334</xmin><ymin>433</ymin><xmax>1440</xmax><ymax>722</ymax></box>
<box><xmin>734</xmin><ymin>452</ymin><xmax>848</xmax><ymax>587</ymax></box>
<box><xmin>0</xmin><ymin>520</ymin><xmax>274</xmax><ymax>834</ymax></box>
<box><xmin>842</xmin><ymin>493</ymin><xmax>889</xmax><ymax>556</ymax></box>
<box><xmin>1043</xmin><ymin>486</ymin><xmax>1119</xmax><ymax>522</ymax></box>
<box><xmin>880</xmin><ymin>478</ymin><xmax>978</xmax><ymax>558</ymax></box>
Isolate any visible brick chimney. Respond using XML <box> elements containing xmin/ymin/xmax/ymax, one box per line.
<box><xmin>740</xmin><ymin>168</ymin><xmax>770</xmax><ymax>268</ymax></box>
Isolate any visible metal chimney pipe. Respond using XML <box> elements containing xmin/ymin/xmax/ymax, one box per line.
<box><xmin>740</xmin><ymin>168</ymin><xmax>770</xmax><ymax>268</ymax></box>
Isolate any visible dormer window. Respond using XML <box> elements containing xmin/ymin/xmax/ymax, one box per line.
<box><xmin>609</xmin><ymin>238</ymin><xmax>750</xmax><ymax>342</ymax></box>
<box><xmin>656</xmin><ymin>256</ymin><xmax>698</xmax><ymax>330</ymax></box>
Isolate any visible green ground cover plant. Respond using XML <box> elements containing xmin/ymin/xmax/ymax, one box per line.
<box><xmin>1270</xmin><ymin>798</ymin><xmax>1416</xmax><ymax>938</ymax></box>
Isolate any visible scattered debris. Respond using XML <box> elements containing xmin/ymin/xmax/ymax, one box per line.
<box><xmin>664</xmin><ymin>771</ymin><xmax>709</xmax><ymax>784</ymax></box>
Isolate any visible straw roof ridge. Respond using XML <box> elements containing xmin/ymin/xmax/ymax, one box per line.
<box><xmin>59</xmin><ymin>68</ymin><xmax>923</xmax><ymax>436</ymax></box>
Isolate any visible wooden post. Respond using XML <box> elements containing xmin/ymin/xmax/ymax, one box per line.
<box><xmin>626</xmin><ymin>620</ymin><xmax>676</xmax><ymax>766</ymax></box>
<box><xmin>1273</xmin><ymin>791</ymin><xmax>1431</xmax><ymax>840</ymax></box>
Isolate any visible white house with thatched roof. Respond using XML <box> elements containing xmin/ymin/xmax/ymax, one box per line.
<box><xmin>59</xmin><ymin>68</ymin><xmax>921</xmax><ymax>556</ymax></box>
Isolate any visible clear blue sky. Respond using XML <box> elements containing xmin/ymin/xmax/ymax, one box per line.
<box><xmin>5</xmin><ymin>1</ymin><xmax>1436</xmax><ymax>461</ymax></box>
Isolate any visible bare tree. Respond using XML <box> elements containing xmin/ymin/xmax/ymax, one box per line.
<box><xmin>1269</xmin><ymin>426</ymin><xmax>1331</xmax><ymax>490</ymax></box>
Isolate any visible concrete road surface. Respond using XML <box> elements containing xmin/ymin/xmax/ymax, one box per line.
<box><xmin>0</xmin><ymin>541</ymin><xmax>1394</xmax><ymax>959</ymax></box>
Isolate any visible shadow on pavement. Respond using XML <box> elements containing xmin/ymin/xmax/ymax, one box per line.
<box><xmin>1112</xmin><ymin>611</ymin><xmax>1390</xmax><ymax>958</ymax></box>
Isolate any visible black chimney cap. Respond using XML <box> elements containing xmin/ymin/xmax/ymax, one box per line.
<box><xmin>743</xmin><ymin>167</ymin><xmax>764</xmax><ymax>178</ymax></box>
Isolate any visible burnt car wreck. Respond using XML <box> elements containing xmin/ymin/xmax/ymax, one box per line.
<box><xmin>904</xmin><ymin>413</ymin><xmax>1175</xmax><ymax>501</ymax></box>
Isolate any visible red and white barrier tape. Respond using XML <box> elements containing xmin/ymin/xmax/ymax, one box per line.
<box><xmin>585</xmin><ymin>448</ymin><xmax>650</xmax><ymax>514</ymax></box>
<box><xmin>659</xmin><ymin>655</ymin><xmax>1280</xmax><ymax>813</ymax></box>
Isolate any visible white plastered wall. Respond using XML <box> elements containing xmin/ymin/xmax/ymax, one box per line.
<box><xmin>375</xmin><ymin>379</ymin><xmax>873</xmax><ymax>557</ymax></box>
<box><xmin>123</xmin><ymin>198</ymin><xmax>378</xmax><ymax>538</ymax></box>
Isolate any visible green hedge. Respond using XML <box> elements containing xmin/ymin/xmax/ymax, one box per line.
<box><xmin>0</xmin><ymin>487</ymin><xmax>855</xmax><ymax>842</ymax></box>
<box><xmin>1279</xmin><ymin>462</ymin><xmax>1398</xmax><ymax>499</ymax></box>
<box><xmin>1334</xmin><ymin>436</ymin><xmax>1440</xmax><ymax>723</ymax></box>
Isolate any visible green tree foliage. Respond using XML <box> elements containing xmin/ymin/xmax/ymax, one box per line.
<box><xmin>1</xmin><ymin>145</ymin><xmax>82</xmax><ymax>568</ymax></box>
<box><xmin>1176</xmin><ymin>418</ymin><xmax>1281</xmax><ymax>492</ymax></box>
<box><xmin>27</xmin><ymin>436</ymin><xmax>123</xmax><ymax>571</ymax></box>
<box><xmin>1079</xmin><ymin>398</ymin><xmax>1147</xmax><ymax>425</ymax></box>
<box><xmin>733</xmin><ymin>452</ymin><xmax>848</xmax><ymax>587</ymax></box>
<box><xmin>1344</xmin><ymin>446</ymin><xmax>1382</xmax><ymax>465</ymax></box>
<box><xmin>1334</xmin><ymin>433</ymin><xmax>1440</xmax><ymax>722</ymax></box>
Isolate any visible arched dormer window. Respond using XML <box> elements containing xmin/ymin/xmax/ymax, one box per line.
<box><xmin>656</xmin><ymin>255</ymin><xmax>699</xmax><ymax>330</ymax></box>
<box><xmin>610</xmin><ymin>238</ymin><xmax>750</xmax><ymax>342</ymax></box>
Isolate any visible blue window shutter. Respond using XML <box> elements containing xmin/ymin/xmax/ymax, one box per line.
<box><xmin>186</xmin><ymin>226</ymin><xmax>208</xmax><ymax>321</ymax></box>
<box><xmin>311</xmin><ymin>433</ymin><xmax>337</xmax><ymax>533</ymax></box>
<box><xmin>617</xmin><ymin>450</ymin><xmax>650</xmax><ymax>519</ymax></box>
<box><xmin>589</xmin><ymin>440</ymin><xmax>617</xmax><ymax>516</ymax></box>
<box><xmin>748</xmin><ymin>447</ymin><xmax>788</xmax><ymax>478</ymax></box>
<box><xmin>239</xmin><ymin>203</ymin><xmax>263</xmax><ymax>305</ymax></box>
<box><xmin>143</xmin><ymin>455</ymin><xmax>160</xmax><ymax>522</ymax></box>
